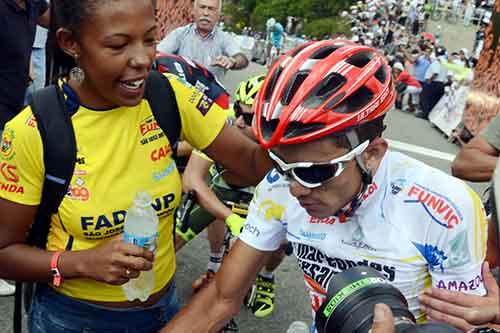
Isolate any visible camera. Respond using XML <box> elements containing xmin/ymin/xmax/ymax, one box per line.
<box><xmin>314</xmin><ymin>266</ymin><xmax>461</xmax><ymax>333</ymax></box>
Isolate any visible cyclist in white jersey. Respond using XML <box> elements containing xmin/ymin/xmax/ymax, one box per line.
<box><xmin>160</xmin><ymin>40</ymin><xmax>489</xmax><ymax>333</ymax></box>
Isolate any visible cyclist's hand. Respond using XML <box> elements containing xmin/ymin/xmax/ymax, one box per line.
<box><xmin>419</xmin><ymin>262</ymin><xmax>499</xmax><ymax>331</ymax></box>
<box><xmin>212</xmin><ymin>55</ymin><xmax>235</xmax><ymax>69</ymax></box>
<box><xmin>83</xmin><ymin>236</ymin><xmax>154</xmax><ymax>285</ymax></box>
<box><xmin>370</xmin><ymin>303</ymin><xmax>395</xmax><ymax>333</ymax></box>
<box><xmin>225</xmin><ymin>213</ymin><xmax>245</xmax><ymax>236</ymax></box>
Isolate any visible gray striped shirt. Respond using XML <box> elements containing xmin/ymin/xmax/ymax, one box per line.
<box><xmin>157</xmin><ymin>23</ymin><xmax>241</xmax><ymax>81</ymax></box>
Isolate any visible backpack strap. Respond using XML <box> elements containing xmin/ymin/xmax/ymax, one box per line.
<box><xmin>14</xmin><ymin>86</ymin><xmax>77</xmax><ymax>333</ymax></box>
<box><xmin>144</xmin><ymin>71</ymin><xmax>181</xmax><ymax>155</ymax></box>
<box><xmin>28</xmin><ymin>85</ymin><xmax>77</xmax><ymax>247</ymax></box>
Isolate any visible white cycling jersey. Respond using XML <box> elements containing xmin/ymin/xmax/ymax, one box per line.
<box><xmin>239</xmin><ymin>150</ymin><xmax>488</xmax><ymax>323</ymax></box>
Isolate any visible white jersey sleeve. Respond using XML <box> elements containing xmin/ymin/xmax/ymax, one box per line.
<box><xmin>239</xmin><ymin>170</ymin><xmax>288</xmax><ymax>251</ymax></box>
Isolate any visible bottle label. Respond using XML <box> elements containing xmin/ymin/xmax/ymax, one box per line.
<box><xmin>123</xmin><ymin>232</ymin><xmax>158</xmax><ymax>252</ymax></box>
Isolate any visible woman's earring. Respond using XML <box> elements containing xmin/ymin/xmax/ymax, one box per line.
<box><xmin>69</xmin><ymin>55</ymin><xmax>85</xmax><ymax>84</ymax></box>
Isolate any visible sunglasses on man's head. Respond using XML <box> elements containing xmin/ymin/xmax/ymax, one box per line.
<box><xmin>234</xmin><ymin>102</ymin><xmax>254</xmax><ymax>126</ymax></box>
<box><xmin>268</xmin><ymin>140</ymin><xmax>370</xmax><ymax>188</ymax></box>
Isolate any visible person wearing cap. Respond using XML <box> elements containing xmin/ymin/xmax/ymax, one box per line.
<box><xmin>392</xmin><ymin>62</ymin><xmax>422</xmax><ymax>112</ymax></box>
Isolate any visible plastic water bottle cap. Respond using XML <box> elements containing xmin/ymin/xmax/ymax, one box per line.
<box><xmin>286</xmin><ymin>321</ymin><xmax>310</xmax><ymax>333</ymax></box>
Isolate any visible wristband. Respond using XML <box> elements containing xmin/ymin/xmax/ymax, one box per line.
<box><xmin>50</xmin><ymin>251</ymin><xmax>63</xmax><ymax>287</ymax></box>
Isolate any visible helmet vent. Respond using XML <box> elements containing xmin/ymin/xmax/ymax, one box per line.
<box><xmin>261</xmin><ymin>117</ymin><xmax>280</xmax><ymax>141</ymax></box>
<box><xmin>282</xmin><ymin>71</ymin><xmax>309</xmax><ymax>106</ymax></box>
<box><xmin>284</xmin><ymin>122</ymin><xmax>325</xmax><ymax>139</ymax></box>
<box><xmin>374</xmin><ymin>65</ymin><xmax>387</xmax><ymax>84</ymax></box>
<box><xmin>317</xmin><ymin>73</ymin><xmax>346</xmax><ymax>97</ymax></box>
<box><xmin>310</xmin><ymin>45</ymin><xmax>342</xmax><ymax>60</ymax></box>
<box><xmin>345</xmin><ymin>51</ymin><xmax>374</xmax><ymax>68</ymax></box>
<box><xmin>290</xmin><ymin>42</ymin><xmax>312</xmax><ymax>57</ymax></box>
<box><xmin>301</xmin><ymin>73</ymin><xmax>346</xmax><ymax>110</ymax></box>
<box><xmin>264</xmin><ymin>66</ymin><xmax>284</xmax><ymax>102</ymax></box>
<box><xmin>332</xmin><ymin>86</ymin><xmax>374</xmax><ymax>114</ymax></box>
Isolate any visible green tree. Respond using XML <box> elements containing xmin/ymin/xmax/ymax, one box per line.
<box><xmin>302</xmin><ymin>17</ymin><xmax>351</xmax><ymax>39</ymax></box>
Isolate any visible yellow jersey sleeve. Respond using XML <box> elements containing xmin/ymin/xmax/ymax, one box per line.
<box><xmin>0</xmin><ymin>107</ymin><xmax>44</xmax><ymax>205</ymax></box>
<box><xmin>166</xmin><ymin>73</ymin><xmax>227</xmax><ymax>151</ymax></box>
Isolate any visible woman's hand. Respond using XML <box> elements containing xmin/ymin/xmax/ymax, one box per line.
<box><xmin>79</xmin><ymin>237</ymin><xmax>155</xmax><ymax>285</ymax></box>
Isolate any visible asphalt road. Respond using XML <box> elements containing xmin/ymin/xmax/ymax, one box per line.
<box><xmin>0</xmin><ymin>21</ymin><xmax>485</xmax><ymax>333</ymax></box>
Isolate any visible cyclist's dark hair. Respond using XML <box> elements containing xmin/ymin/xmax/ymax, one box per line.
<box><xmin>46</xmin><ymin>0</ymin><xmax>154</xmax><ymax>84</ymax></box>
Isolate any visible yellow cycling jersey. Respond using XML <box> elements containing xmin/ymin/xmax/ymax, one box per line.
<box><xmin>0</xmin><ymin>73</ymin><xmax>227</xmax><ymax>301</ymax></box>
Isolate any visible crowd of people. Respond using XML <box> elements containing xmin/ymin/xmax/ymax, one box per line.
<box><xmin>344</xmin><ymin>0</ymin><xmax>486</xmax><ymax>125</ymax></box>
<box><xmin>0</xmin><ymin>0</ymin><xmax>499</xmax><ymax>333</ymax></box>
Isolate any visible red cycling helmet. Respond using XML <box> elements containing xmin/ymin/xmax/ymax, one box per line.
<box><xmin>254</xmin><ymin>40</ymin><xmax>396</xmax><ymax>149</ymax></box>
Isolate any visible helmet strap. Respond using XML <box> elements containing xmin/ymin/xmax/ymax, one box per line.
<box><xmin>333</xmin><ymin>130</ymin><xmax>373</xmax><ymax>219</ymax></box>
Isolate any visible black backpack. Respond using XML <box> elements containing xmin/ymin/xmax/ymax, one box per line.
<box><xmin>13</xmin><ymin>70</ymin><xmax>181</xmax><ymax>333</ymax></box>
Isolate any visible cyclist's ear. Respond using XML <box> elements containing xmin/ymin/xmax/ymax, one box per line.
<box><xmin>361</xmin><ymin>137</ymin><xmax>388</xmax><ymax>172</ymax></box>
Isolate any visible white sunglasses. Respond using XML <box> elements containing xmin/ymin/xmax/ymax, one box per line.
<box><xmin>268</xmin><ymin>140</ymin><xmax>370</xmax><ymax>188</ymax></box>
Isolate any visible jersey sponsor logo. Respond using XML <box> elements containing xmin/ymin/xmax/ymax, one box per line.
<box><xmin>446</xmin><ymin>230</ymin><xmax>471</xmax><ymax>268</ymax></box>
<box><xmin>309</xmin><ymin>216</ymin><xmax>342</xmax><ymax>225</ymax></box>
<box><xmin>139</xmin><ymin>116</ymin><xmax>160</xmax><ymax>136</ymax></box>
<box><xmin>0</xmin><ymin>128</ymin><xmax>16</xmax><ymax>161</ymax></box>
<box><xmin>152</xmin><ymin>162</ymin><xmax>176</xmax><ymax>182</ymax></box>
<box><xmin>390</xmin><ymin>178</ymin><xmax>408</xmax><ymax>195</ymax></box>
<box><xmin>81</xmin><ymin>210</ymin><xmax>127</xmax><ymax>239</ymax></box>
<box><xmin>294</xmin><ymin>243</ymin><xmax>396</xmax><ymax>294</ymax></box>
<box><xmin>436</xmin><ymin>273</ymin><xmax>484</xmax><ymax>292</ymax></box>
<box><xmin>361</xmin><ymin>182</ymin><xmax>378</xmax><ymax>201</ymax></box>
<box><xmin>151</xmin><ymin>193</ymin><xmax>177</xmax><ymax>218</ymax></box>
<box><xmin>341</xmin><ymin>225</ymin><xmax>376</xmax><ymax>251</ymax></box>
<box><xmin>25</xmin><ymin>114</ymin><xmax>37</xmax><ymax>128</ymax></box>
<box><xmin>0</xmin><ymin>182</ymin><xmax>24</xmax><ymax>194</ymax></box>
<box><xmin>196</xmin><ymin>94</ymin><xmax>214</xmax><ymax>116</ymax></box>
<box><xmin>405</xmin><ymin>184</ymin><xmax>462</xmax><ymax>229</ymax></box>
<box><xmin>412</xmin><ymin>242</ymin><xmax>448</xmax><ymax>272</ymax></box>
<box><xmin>140</xmin><ymin>131</ymin><xmax>165</xmax><ymax>145</ymax></box>
<box><xmin>195</xmin><ymin>80</ymin><xmax>209</xmax><ymax>93</ymax></box>
<box><xmin>80</xmin><ymin>193</ymin><xmax>177</xmax><ymax>239</ymax></box>
<box><xmin>243</xmin><ymin>223</ymin><xmax>261</xmax><ymax>237</ymax></box>
<box><xmin>0</xmin><ymin>162</ymin><xmax>19</xmax><ymax>183</ymax></box>
<box><xmin>266</xmin><ymin>169</ymin><xmax>280</xmax><ymax>184</ymax></box>
<box><xmin>150</xmin><ymin>144</ymin><xmax>173</xmax><ymax>162</ymax></box>
<box><xmin>67</xmin><ymin>178</ymin><xmax>90</xmax><ymax>202</ymax></box>
<box><xmin>257</xmin><ymin>200</ymin><xmax>285</xmax><ymax>221</ymax></box>
<box><xmin>76</xmin><ymin>156</ymin><xmax>86</xmax><ymax>165</ymax></box>
<box><xmin>299</xmin><ymin>229</ymin><xmax>327</xmax><ymax>241</ymax></box>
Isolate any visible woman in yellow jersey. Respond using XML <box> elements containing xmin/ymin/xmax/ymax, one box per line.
<box><xmin>0</xmin><ymin>0</ymin><xmax>271</xmax><ymax>332</ymax></box>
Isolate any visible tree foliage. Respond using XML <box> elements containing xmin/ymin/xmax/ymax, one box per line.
<box><xmin>227</xmin><ymin>0</ymin><xmax>353</xmax><ymax>35</ymax></box>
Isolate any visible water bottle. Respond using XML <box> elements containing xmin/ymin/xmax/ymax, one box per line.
<box><xmin>122</xmin><ymin>191</ymin><xmax>158</xmax><ymax>302</ymax></box>
<box><xmin>286</xmin><ymin>321</ymin><xmax>310</xmax><ymax>333</ymax></box>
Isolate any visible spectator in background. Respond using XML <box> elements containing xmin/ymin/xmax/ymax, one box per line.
<box><xmin>392</xmin><ymin>62</ymin><xmax>422</xmax><ymax>112</ymax></box>
<box><xmin>416</xmin><ymin>46</ymin><xmax>447</xmax><ymax>119</ymax></box>
<box><xmin>25</xmin><ymin>22</ymin><xmax>49</xmax><ymax>100</ymax></box>
<box><xmin>0</xmin><ymin>0</ymin><xmax>50</xmax><ymax>134</ymax></box>
<box><xmin>265</xmin><ymin>17</ymin><xmax>286</xmax><ymax>64</ymax></box>
<box><xmin>0</xmin><ymin>0</ymin><xmax>50</xmax><ymax>297</ymax></box>
<box><xmin>157</xmin><ymin>0</ymin><xmax>248</xmax><ymax>81</ymax></box>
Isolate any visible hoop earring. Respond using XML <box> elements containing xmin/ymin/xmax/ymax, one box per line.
<box><xmin>69</xmin><ymin>55</ymin><xmax>85</xmax><ymax>84</ymax></box>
